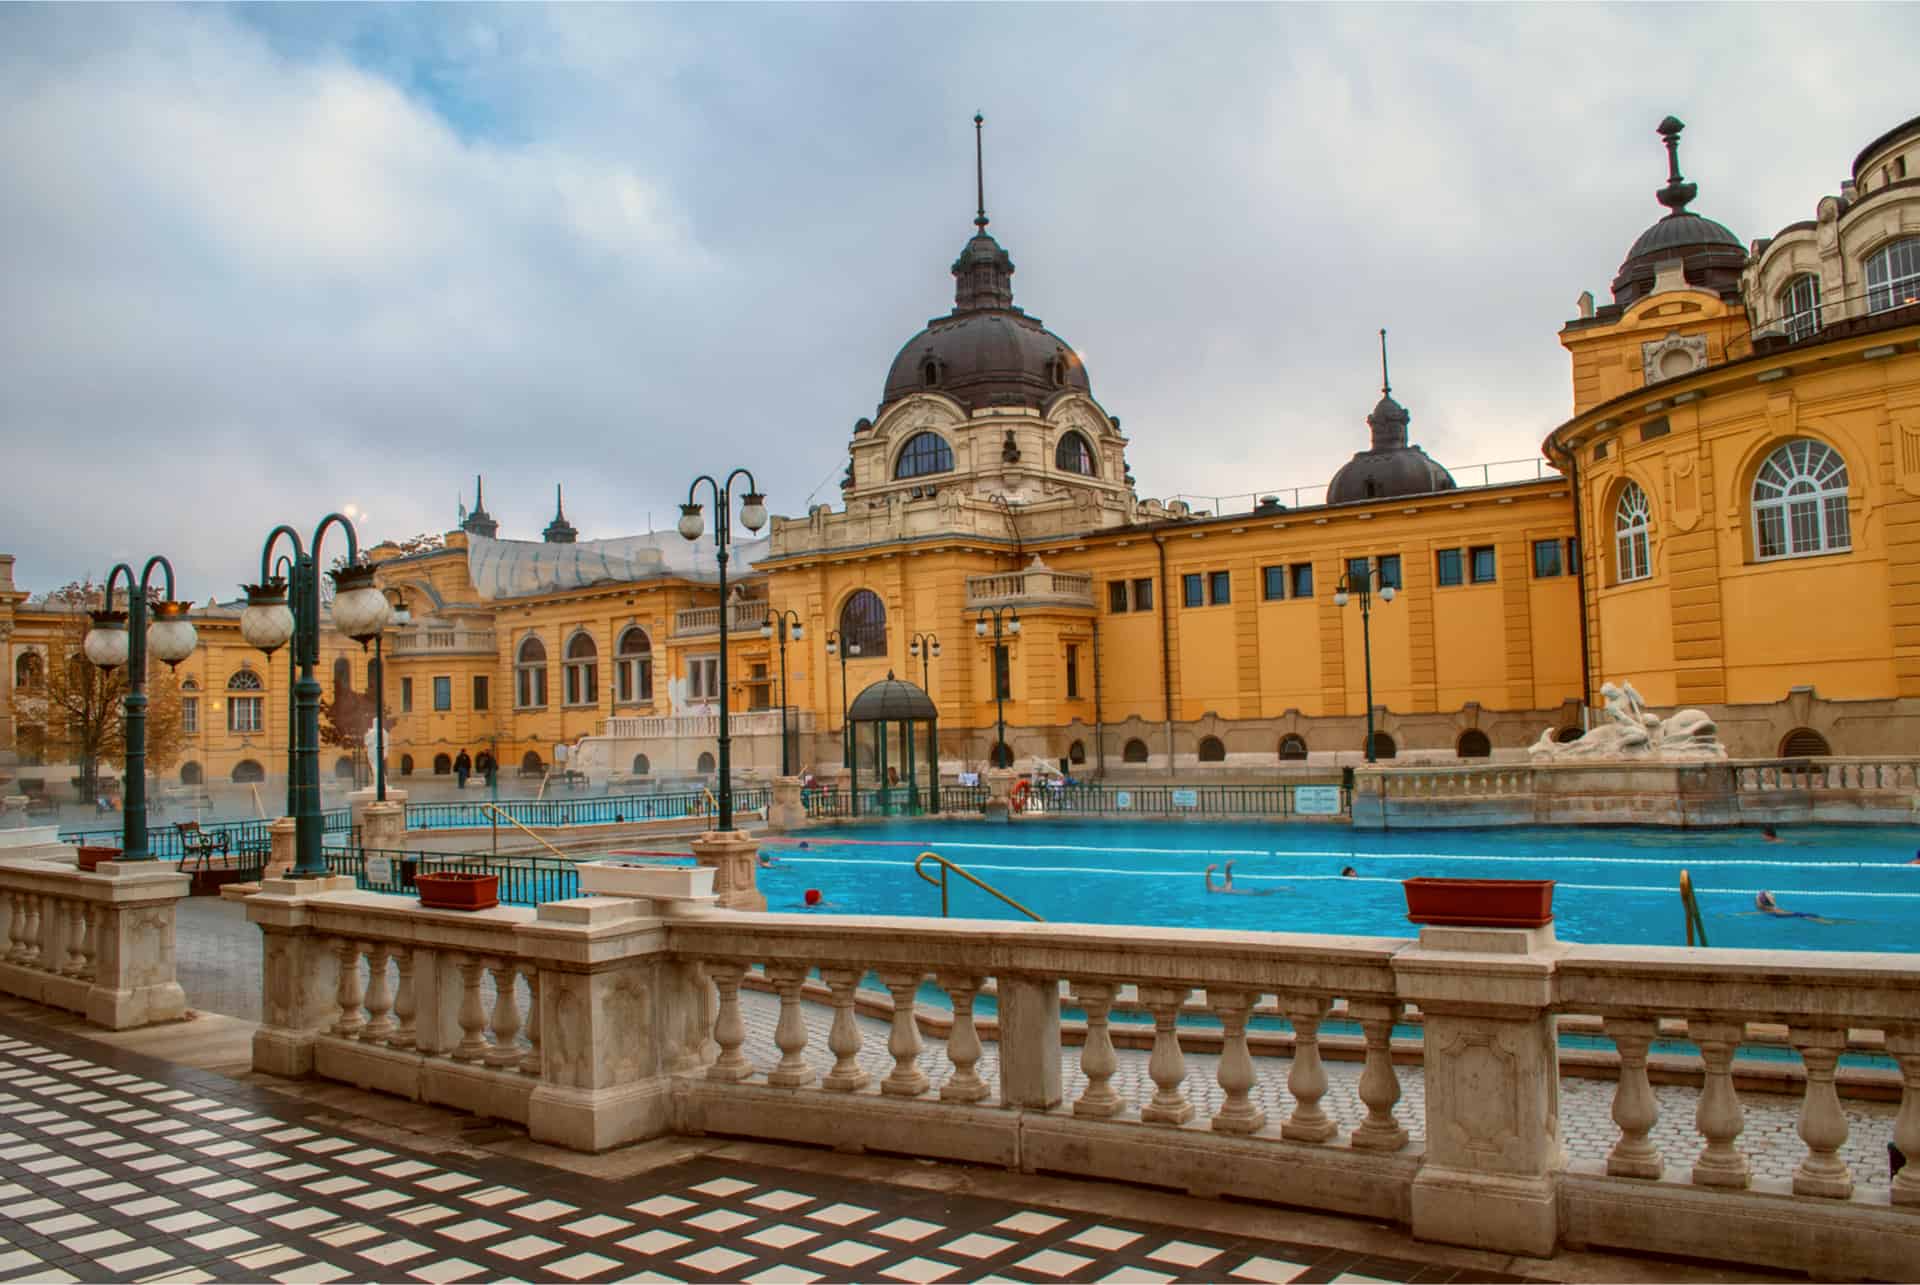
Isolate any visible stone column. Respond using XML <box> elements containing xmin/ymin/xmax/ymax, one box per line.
<box><xmin>245</xmin><ymin>873</ymin><xmax>359</xmax><ymax>1075</ymax></box>
<box><xmin>361</xmin><ymin>800</ymin><xmax>407</xmax><ymax>852</ymax></box>
<box><xmin>79</xmin><ymin>861</ymin><xmax>193</xmax><ymax>1030</ymax></box>
<box><xmin>768</xmin><ymin>776</ymin><xmax>804</xmax><ymax>830</ymax></box>
<box><xmin>996</xmin><ymin>973</ymin><xmax>1062</xmax><ymax>1109</ymax></box>
<box><xmin>1395</xmin><ymin>924</ymin><xmax>1563</xmax><ymax>1259</ymax></box>
<box><xmin>263</xmin><ymin>816</ymin><xmax>297</xmax><ymax>880</ymax></box>
<box><xmin>688</xmin><ymin>830</ymin><xmax>766</xmax><ymax>911</ymax></box>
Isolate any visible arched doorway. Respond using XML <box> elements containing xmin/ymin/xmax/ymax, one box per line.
<box><xmin>1197</xmin><ymin>736</ymin><xmax>1226</xmax><ymax>762</ymax></box>
<box><xmin>1779</xmin><ymin>727</ymin><xmax>1831</xmax><ymax>757</ymax></box>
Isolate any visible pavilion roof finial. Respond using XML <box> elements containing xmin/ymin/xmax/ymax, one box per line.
<box><xmin>1379</xmin><ymin>327</ymin><xmax>1391</xmax><ymax>397</ymax></box>
<box><xmin>974</xmin><ymin>112</ymin><xmax>988</xmax><ymax>233</ymax></box>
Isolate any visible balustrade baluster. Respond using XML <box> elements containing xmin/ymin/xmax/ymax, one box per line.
<box><xmin>1209</xmin><ymin>988</ymin><xmax>1265</xmax><ymax>1134</ymax></box>
<box><xmin>361</xmin><ymin>946</ymin><xmax>395</xmax><ymax>1042</ymax></box>
<box><xmin>877</xmin><ymin>970</ymin><xmax>930</xmax><ymax>1096</ymax></box>
<box><xmin>390</xmin><ymin>950</ymin><xmax>416</xmax><ymax>1050</ymax></box>
<box><xmin>1891</xmin><ymin>1029</ymin><xmax>1920</xmax><ymax>1208</ymax></box>
<box><xmin>21</xmin><ymin>895</ymin><xmax>41</xmax><ymax>967</ymax></box>
<box><xmin>1350</xmin><ymin>1001</ymin><xmax>1409</xmax><ymax>1150</ymax></box>
<box><xmin>76</xmin><ymin>907</ymin><xmax>96</xmax><ymax>981</ymax></box>
<box><xmin>764</xmin><ymin>963</ymin><xmax>816</xmax><ymax>1087</ymax></box>
<box><xmin>520</xmin><ymin>969</ymin><xmax>542</xmax><ymax>1075</ymax></box>
<box><xmin>453</xmin><ymin>955</ymin><xmax>490</xmax><ymax>1062</ymax></box>
<box><xmin>1687</xmin><ymin>1020</ymin><xmax>1750</xmax><ymax>1187</ymax></box>
<box><xmin>333</xmin><ymin>940</ymin><xmax>366</xmax><ymax>1037</ymax></box>
<box><xmin>1789</xmin><ymin>1027</ymin><xmax>1853</xmax><ymax>1198</ymax></box>
<box><xmin>485</xmin><ymin>959</ymin><xmax>522</xmax><ymax>1068</ymax></box>
<box><xmin>937</xmin><ymin>973</ymin><xmax>988</xmax><ymax>1103</ymax></box>
<box><xmin>818</xmin><ymin>968</ymin><xmax>870</xmax><ymax>1092</ymax></box>
<box><xmin>3</xmin><ymin>891</ymin><xmax>19</xmax><ymax>962</ymax></box>
<box><xmin>1281</xmin><ymin>995</ymin><xmax>1337</xmax><ymax>1143</ymax></box>
<box><xmin>1069</xmin><ymin>980</ymin><xmax>1122</xmax><ymax>1118</ymax></box>
<box><xmin>705</xmin><ymin>961</ymin><xmax>754</xmax><ymax>1082</ymax></box>
<box><xmin>1601</xmin><ymin>1016</ymin><xmax>1662</xmax><ymax>1178</ymax></box>
<box><xmin>62</xmin><ymin>901</ymin><xmax>87</xmax><ymax>977</ymax></box>
<box><xmin>1138</xmin><ymin>986</ymin><xmax>1194</xmax><ymax>1124</ymax></box>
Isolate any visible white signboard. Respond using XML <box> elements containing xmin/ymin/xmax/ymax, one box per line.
<box><xmin>1171</xmin><ymin>788</ymin><xmax>1199</xmax><ymax>809</ymax></box>
<box><xmin>1294</xmin><ymin>785</ymin><xmax>1343</xmax><ymax>816</ymax></box>
<box><xmin>1115</xmin><ymin>790</ymin><xmax>1133</xmax><ymax>810</ymax></box>
<box><xmin>958</xmin><ymin>772</ymin><xmax>979</xmax><ymax>787</ymax></box>
<box><xmin>365</xmin><ymin>854</ymin><xmax>394</xmax><ymax>885</ymax></box>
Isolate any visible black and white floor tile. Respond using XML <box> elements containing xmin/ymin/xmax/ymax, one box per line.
<box><xmin>0</xmin><ymin>1018</ymin><xmax>1535</xmax><ymax>1284</ymax></box>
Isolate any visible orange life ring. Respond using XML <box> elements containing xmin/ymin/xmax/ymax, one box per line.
<box><xmin>1009</xmin><ymin>779</ymin><xmax>1031</xmax><ymax>812</ymax></box>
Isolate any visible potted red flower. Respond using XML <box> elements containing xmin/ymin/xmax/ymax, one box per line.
<box><xmin>77</xmin><ymin>846</ymin><xmax>121</xmax><ymax>873</ymax></box>
<box><xmin>1403</xmin><ymin>877</ymin><xmax>1555</xmax><ymax>928</ymax></box>
<box><xmin>415</xmin><ymin>871</ymin><xmax>500</xmax><ymax>911</ymax></box>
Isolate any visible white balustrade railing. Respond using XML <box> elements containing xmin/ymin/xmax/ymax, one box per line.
<box><xmin>672</xmin><ymin>600</ymin><xmax>771</xmax><ymax>638</ymax></box>
<box><xmin>0</xmin><ymin>857</ymin><xmax>190</xmax><ymax>1029</ymax></box>
<box><xmin>247</xmin><ymin>884</ymin><xmax>1920</xmax><ymax>1276</ymax></box>
<box><xmin>964</xmin><ymin>567</ymin><xmax>1095</xmax><ymax>609</ymax></box>
<box><xmin>602</xmin><ymin>709</ymin><xmax>812</xmax><ymax>740</ymax></box>
<box><xmin>388</xmin><ymin>628</ymin><xmax>497</xmax><ymax>655</ymax></box>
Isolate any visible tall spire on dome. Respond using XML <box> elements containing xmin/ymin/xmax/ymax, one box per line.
<box><xmin>463</xmin><ymin>473</ymin><xmax>498</xmax><ymax>539</ymax></box>
<box><xmin>1655</xmin><ymin>115</ymin><xmax>1698</xmax><ymax>216</ymax></box>
<box><xmin>1366</xmin><ymin>330</ymin><xmax>1410</xmax><ymax>452</ymax></box>
<box><xmin>1378</xmin><ymin>327</ymin><xmax>1391</xmax><ymax>397</ymax></box>
<box><xmin>542</xmin><ymin>484</ymin><xmax>578</xmax><ymax>544</ymax></box>
<box><xmin>951</xmin><ymin>112</ymin><xmax>1018</xmax><ymax>314</ymax></box>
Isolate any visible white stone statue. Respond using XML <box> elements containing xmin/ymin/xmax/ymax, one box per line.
<box><xmin>1530</xmin><ymin>680</ymin><xmax>1726</xmax><ymax>762</ymax></box>
<box><xmin>363</xmin><ymin>721</ymin><xmax>388</xmax><ymax>778</ymax></box>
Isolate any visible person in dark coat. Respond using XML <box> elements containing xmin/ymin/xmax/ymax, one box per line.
<box><xmin>454</xmin><ymin>750</ymin><xmax>472</xmax><ymax>789</ymax></box>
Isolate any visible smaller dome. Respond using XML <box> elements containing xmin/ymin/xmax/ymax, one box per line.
<box><xmin>1328</xmin><ymin>447</ymin><xmax>1456</xmax><ymax>505</ymax></box>
<box><xmin>847</xmin><ymin>672</ymin><xmax>937</xmax><ymax>722</ymax></box>
<box><xmin>1610</xmin><ymin>117</ymin><xmax>1745</xmax><ymax>309</ymax></box>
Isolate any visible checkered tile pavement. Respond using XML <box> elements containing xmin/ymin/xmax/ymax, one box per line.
<box><xmin>0</xmin><ymin>1017</ymin><xmax>1535</xmax><ymax>1285</ymax></box>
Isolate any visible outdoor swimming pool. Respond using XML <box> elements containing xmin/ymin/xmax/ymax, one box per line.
<box><xmin>755</xmin><ymin>820</ymin><xmax>1920</xmax><ymax>953</ymax></box>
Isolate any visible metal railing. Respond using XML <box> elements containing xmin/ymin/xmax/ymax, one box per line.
<box><xmin>324</xmin><ymin>846</ymin><xmax>583</xmax><ymax>905</ymax></box>
<box><xmin>939</xmin><ymin>784</ymin><xmax>990</xmax><ymax>812</ymax></box>
<box><xmin>60</xmin><ymin>808</ymin><xmax>353</xmax><ymax>858</ymax></box>
<box><xmin>1164</xmin><ymin>456</ymin><xmax>1562</xmax><ymax>518</ymax></box>
<box><xmin>1014</xmin><ymin>781</ymin><xmax>1347</xmax><ymax>818</ymax></box>
<box><xmin>913</xmin><ymin>850</ymin><xmax>1044</xmax><ymax>921</ymax></box>
<box><xmin>405</xmin><ymin>788</ymin><xmax>770</xmax><ymax>832</ymax></box>
<box><xmin>1679</xmin><ymin>868</ymin><xmax>1709</xmax><ymax>948</ymax></box>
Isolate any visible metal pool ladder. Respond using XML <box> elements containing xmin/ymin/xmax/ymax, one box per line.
<box><xmin>914</xmin><ymin>850</ymin><xmax>1044</xmax><ymax>921</ymax></box>
<box><xmin>1680</xmin><ymin>868</ymin><xmax>1710</xmax><ymax>946</ymax></box>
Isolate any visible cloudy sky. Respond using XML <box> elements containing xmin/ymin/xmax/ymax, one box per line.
<box><xmin>4</xmin><ymin>3</ymin><xmax>1917</xmax><ymax>599</ymax></box>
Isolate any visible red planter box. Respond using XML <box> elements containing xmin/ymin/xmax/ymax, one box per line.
<box><xmin>1403</xmin><ymin>877</ymin><xmax>1554</xmax><ymax>928</ymax></box>
<box><xmin>415</xmin><ymin>871</ymin><xmax>500</xmax><ymax>912</ymax></box>
<box><xmin>77</xmin><ymin>846</ymin><xmax>121</xmax><ymax>872</ymax></box>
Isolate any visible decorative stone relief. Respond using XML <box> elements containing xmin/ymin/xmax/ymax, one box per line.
<box><xmin>1896</xmin><ymin>412</ymin><xmax>1920</xmax><ymax>498</ymax></box>
<box><xmin>1669</xmin><ymin>454</ymin><xmax>1702</xmax><ymax>531</ymax></box>
<box><xmin>1438</xmin><ymin>1029</ymin><xmax>1520</xmax><ymax>1159</ymax></box>
<box><xmin>1641</xmin><ymin>331</ymin><xmax>1707</xmax><ymax>384</ymax></box>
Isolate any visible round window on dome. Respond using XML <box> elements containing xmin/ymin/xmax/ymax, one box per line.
<box><xmin>1055</xmin><ymin>431</ymin><xmax>1096</xmax><ymax>477</ymax></box>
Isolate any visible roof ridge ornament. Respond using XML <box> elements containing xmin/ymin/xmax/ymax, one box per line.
<box><xmin>975</xmin><ymin>112</ymin><xmax>988</xmax><ymax>233</ymax></box>
<box><xmin>1656</xmin><ymin>115</ymin><xmax>1698</xmax><ymax>217</ymax></box>
<box><xmin>1379</xmin><ymin>327</ymin><xmax>1391</xmax><ymax>397</ymax></box>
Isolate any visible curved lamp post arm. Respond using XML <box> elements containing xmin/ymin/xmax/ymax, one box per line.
<box><xmin>259</xmin><ymin>525</ymin><xmax>306</xmax><ymax>583</ymax></box>
<box><xmin>310</xmin><ymin>511</ymin><xmax>362</xmax><ymax>571</ymax></box>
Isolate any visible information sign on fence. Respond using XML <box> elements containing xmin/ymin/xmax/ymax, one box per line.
<box><xmin>364</xmin><ymin>854</ymin><xmax>393</xmax><ymax>885</ymax></box>
<box><xmin>1171</xmin><ymin>788</ymin><xmax>1198</xmax><ymax>809</ymax></box>
<box><xmin>1115</xmin><ymin>790</ymin><xmax>1132</xmax><ymax>810</ymax></box>
<box><xmin>1293</xmin><ymin>785</ymin><xmax>1342</xmax><ymax>815</ymax></box>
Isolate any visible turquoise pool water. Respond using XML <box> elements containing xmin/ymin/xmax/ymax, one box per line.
<box><xmin>756</xmin><ymin>820</ymin><xmax>1920</xmax><ymax>953</ymax></box>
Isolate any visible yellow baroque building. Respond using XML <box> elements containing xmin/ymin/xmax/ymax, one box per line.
<box><xmin>4</xmin><ymin>112</ymin><xmax>1919</xmax><ymax>798</ymax></box>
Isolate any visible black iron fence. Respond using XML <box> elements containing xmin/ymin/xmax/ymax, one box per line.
<box><xmin>404</xmin><ymin>787</ymin><xmax>770</xmax><ymax>833</ymax></box>
<box><xmin>324</xmin><ymin>846</ymin><xmax>584</xmax><ymax>905</ymax></box>
<box><xmin>61</xmin><ymin>807</ymin><xmax>353</xmax><ymax>859</ymax></box>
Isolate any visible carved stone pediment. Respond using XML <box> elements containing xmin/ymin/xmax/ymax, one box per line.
<box><xmin>1642</xmin><ymin>332</ymin><xmax>1707</xmax><ymax>385</ymax></box>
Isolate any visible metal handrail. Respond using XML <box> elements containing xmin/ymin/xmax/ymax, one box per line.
<box><xmin>1680</xmin><ymin>868</ymin><xmax>1710</xmax><ymax>947</ymax></box>
<box><xmin>913</xmin><ymin>850</ymin><xmax>1043</xmax><ymax>921</ymax></box>
<box><xmin>477</xmin><ymin>802</ymin><xmax>571</xmax><ymax>861</ymax></box>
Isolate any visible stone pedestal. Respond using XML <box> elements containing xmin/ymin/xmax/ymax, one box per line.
<box><xmin>688</xmin><ymin>830</ymin><xmax>766</xmax><ymax>912</ymax></box>
<box><xmin>246</xmin><ymin>874</ymin><xmax>359</xmax><ymax>1076</ymax></box>
<box><xmin>361</xmin><ymin>800</ymin><xmax>407</xmax><ymax>851</ymax></box>
<box><xmin>984</xmin><ymin>768</ymin><xmax>1016</xmax><ymax>821</ymax></box>
<box><xmin>769</xmin><ymin>776</ymin><xmax>804</xmax><ymax>830</ymax></box>
<box><xmin>264</xmin><ymin>816</ymin><xmax>297</xmax><ymax>880</ymax></box>
<box><xmin>347</xmin><ymin>787</ymin><xmax>408</xmax><ymax>836</ymax></box>
<box><xmin>84</xmin><ymin>860</ymin><xmax>194</xmax><ymax>1029</ymax></box>
<box><xmin>1396</xmin><ymin>924</ymin><xmax>1564</xmax><ymax>1258</ymax></box>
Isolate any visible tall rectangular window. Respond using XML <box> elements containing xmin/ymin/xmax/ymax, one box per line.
<box><xmin>1532</xmin><ymin>539</ymin><xmax>1563</xmax><ymax>578</ymax></box>
<box><xmin>1182</xmin><ymin>573</ymin><xmax>1204</xmax><ymax>607</ymax></box>
<box><xmin>472</xmin><ymin>675</ymin><xmax>489</xmax><ymax>711</ymax></box>
<box><xmin>1377</xmin><ymin>554</ymin><xmax>1402</xmax><ymax>590</ymax></box>
<box><xmin>688</xmin><ymin>656</ymin><xmax>720</xmax><ymax>701</ymax></box>
<box><xmin>1065</xmin><ymin>644</ymin><xmax>1080</xmax><ymax>699</ymax></box>
<box><xmin>433</xmin><ymin>676</ymin><xmax>452</xmax><ymax>711</ymax></box>
<box><xmin>1435</xmin><ymin>548</ymin><xmax>1464</xmax><ymax>587</ymax></box>
<box><xmin>1208</xmin><ymin>570</ymin><xmax>1231</xmax><ymax>605</ymax></box>
<box><xmin>1291</xmin><ymin>563</ymin><xmax>1314</xmax><ymax>598</ymax></box>
<box><xmin>182</xmin><ymin>697</ymin><xmax>199</xmax><ymax>735</ymax></box>
<box><xmin>227</xmin><ymin>697</ymin><xmax>262</xmax><ymax>734</ymax></box>
<box><xmin>1108</xmin><ymin>581</ymin><xmax>1129</xmax><ymax>613</ymax></box>
<box><xmin>1470</xmin><ymin>546</ymin><xmax>1497</xmax><ymax>584</ymax></box>
<box><xmin>1346</xmin><ymin>556</ymin><xmax>1370</xmax><ymax>587</ymax></box>
<box><xmin>994</xmin><ymin>644</ymin><xmax>1010</xmax><ymax>700</ymax></box>
<box><xmin>400</xmin><ymin>677</ymin><xmax>414</xmax><ymax>713</ymax></box>
<box><xmin>1262</xmin><ymin>566</ymin><xmax>1286</xmax><ymax>600</ymax></box>
<box><xmin>1132</xmin><ymin>578</ymin><xmax>1154</xmax><ymax>611</ymax></box>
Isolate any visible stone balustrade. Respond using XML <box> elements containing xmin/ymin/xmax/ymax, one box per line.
<box><xmin>0</xmin><ymin>857</ymin><xmax>190</xmax><ymax>1028</ymax></box>
<box><xmin>672</xmin><ymin>600</ymin><xmax>771</xmax><ymax>638</ymax></box>
<box><xmin>387</xmin><ymin>627</ymin><xmax>497</xmax><ymax>656</ymax></box>
<box><xmin>964</xmin><ymin>560</ymin><xmax>1095</xmax><ymax>610</ymax></box>
<box><xmin>602</xmin><ymin>710</ymin><xmax>812</xmax><ymax>740</ymax></box>
<box><xmin>247</xmin><ymin>887</ymin><xmax>1920</xmax><ymax>1276</ymax></box>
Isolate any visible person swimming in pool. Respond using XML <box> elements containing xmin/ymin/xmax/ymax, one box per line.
<box><xmin>1761</xmin><ymin>825</ymin><xmax>1781</xmax><ymax>842</ymax></box>
<box><xmin>1756</xmin><ymin>889</ymin><xmax>1821</xmax><ymax>919</ymax></box>
<box><xmin>1204</xmin><ymin>861</ymin><xmax>1275</xmax><ymax>896</ymax></box>
<box><xmin>1340</xmin><ymin>866</ymin><xmax>1358</xmax><ymax>878</ymax></box>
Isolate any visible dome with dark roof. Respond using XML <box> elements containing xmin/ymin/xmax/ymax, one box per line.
<box><xmin>847</xmin><ymin>672</ymin><xmax>937</xmax><ymax>722</ymax></box>
<box><xmin>1326</xmin><ymin>334</ymin><xmax>1456</xmax><ymax>505</ymax></box>
<box><xmin>1610</xmin><ymin>117</ymin><xmax>1745</xmax><ymax>310</ymax></box>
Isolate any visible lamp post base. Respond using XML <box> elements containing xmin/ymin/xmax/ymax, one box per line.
<box><xmin>688</xmin><ymin>830</ymin><xmax>766</xmax><ymax>912</ymax></box>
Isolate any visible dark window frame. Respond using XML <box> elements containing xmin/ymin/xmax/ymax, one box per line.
<box><xmin>1208</xmin><ymin>570</ymin><xmax>1231</xmax><ymax>605</ymax></box>
<box><xmin>1262</xmin><ymin>565</ymin><xmax>1286</xmax><ymax>600</ymax></box>
<box><xmin>1469</xmin><ymin>546</ymin><xmax>1497</xmax><ymax>584</ymax></box>
<box><xmin>1435</xmin><ymin>548</ymin><xmax>1464</xmax><ymax>587</ymax></box>
<box><xmin>1182</xmin><ymin>573</ymin><xmax>1204</xmax><ymax>608</ymax></box>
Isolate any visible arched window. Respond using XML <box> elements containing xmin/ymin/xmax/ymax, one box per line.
<box><xmin>563</xmin><ymin>632</ymin><xmax>598</xmax><ymax>706</ymax></box>
<box><xmin>894</xmin><ymin>432</ymin><xmax>954</xmax><ymax>479</ymax></box>
<box><xmin>1122</xmin><ymin>738</ymin><xmax>1149</xmax><ymax>764</ymax></box>
<box><xmin>615</xmin><ymin>627</ymin><xmax>654</xmax><ymax>703</ymax></box>
<box><xmin>991</xmin><ymin>741</ymin><xmax>1013</xmax><ymax>768</ymax></box>
<box><xmin>1068</xmin><ymin>740</ymin><xmax>1086</xmax><ymax>765</ymax></box>
<box><xmin>231</xmin><ymin>759</ymin><xmax>264</xmax><ymax>783</ymax></box>
<box><xmin>14</xmin><ymin>651</ymin><xmax>43</xmax><ymax>690</ymax></box>
<box><xmin>1777</xmin><ymin>273</ymin><xmax>1821</xmax><ymax>342</ymax></box>
<box><xmin>400</xmin><ymin>755</ymin><xmax>414</xmax><ymax>776</ymax></box>
<box><xmin>1369</xmin><ymin>732</ymin><xmax>1398</xmax><ymax>760</ymax></box>
<box><xmin>1866</xmin><ymin>236</ymin><xmax>1920</xmax><ymax>314</ymax></box>
<box><xmin>332</xmin><ymin>657</ymin><xmax>351</xmax><ymax>695</ymax></box>
<box><xmin>1278</xmin><ymin>733</ymin><xmax>1308</xmax><ymax>761</ymax></box>
<box><xmin>433</xmin><ymin>753</ymin><xmax>452</xmax><ymax>775</ymax></box>
<box><xmin>697</xmin><ymin>751</ymin><xmax>717</xmax><ymax>774</ymax></box>
<box><xmin>1054</xmin><ymin>431</ymin><xmax>1096</xmax><ymax>476</ymax></box>
<box><xmin>1197</xmin><ymin>736</ymin><xmax>1226</xmax><ymax>762</ymax></box>
<box><xmin>179</xmin><ymin>761</ymin><xmax>203</xmax><ymax>786</ymax></box>
<box><xmin>1779</xmin><ymin>728</ymin><xmax>1832</xmax><ymax>758</ymax></box>
<box><xmin>1457</xmin><ymin>729</ymin><xmax>1492</xmax><ymax>759</ymax></box>
<box><xmin>521</xmin><ymin>750</ymin><xmax>544</xmax><ymax>774</ymax></box>
<box><xmin>631</xmin><ymin>753</ymin><xmax>651</xmax><ymax>776</ymax></box>
<box><xmin>333</xmin><ymin>756</ymin><xmax>356</xmax><ymax>780</ymax></box>
<box><xmin>1614</xmin><ymin>482</ymin><xmax>1652</xmax><ymax>583</ymax></box>
<box><xmin>838</xmin><ymin>589</ymin><xmax>887</xmax><ymax>656</ymax></box>
<box><xmin>516</xmin><ymin>636</ymin><xmax>548</xmax><ymax>708</ymax></box>
<box><xmin>1752</xmin><ymin>439</ymin><xmax>1850</xmax><ymax>560</ymax></box>
<box><xmin>226</xmin><ymin>669</ymin><xmax>265</xmax><ymax>733</ymax></box>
